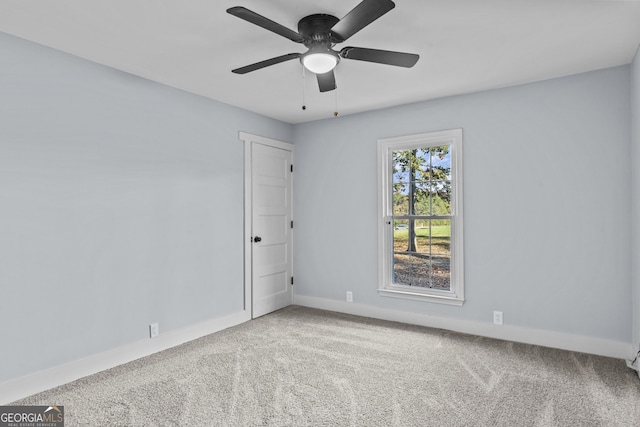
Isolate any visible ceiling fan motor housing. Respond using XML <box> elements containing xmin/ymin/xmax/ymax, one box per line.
<box><xmin>298</xmin><ymin>14</ymin><xmax>340</xmax><ymax>45</ymax></box>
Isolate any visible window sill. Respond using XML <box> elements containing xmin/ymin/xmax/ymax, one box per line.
<box><xmin>378</xmin><ymin>288</ymin><xmax>464</xmax><ymax>306</ymax></box>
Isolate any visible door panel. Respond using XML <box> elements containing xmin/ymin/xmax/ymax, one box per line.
<box><xmin>251</xmin><ymin>142</ymin><xmax>293</xmax><ymax>318</ymax></box>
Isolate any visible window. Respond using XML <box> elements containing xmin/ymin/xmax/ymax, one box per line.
<box><xmin>377</xmin><ymin>129</ymin><xmax>464</xmax><ymax>305</ymax></box>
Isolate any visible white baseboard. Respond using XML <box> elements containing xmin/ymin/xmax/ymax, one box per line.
<box><xmin>294</xmin><ymin>295</ymin><xmax>634</xmax><ymax>360</ymax></box>
<box><xmin>0</xmin><ymin>310</ymin><xmax>250</xmax><ymax>405</ymax></box>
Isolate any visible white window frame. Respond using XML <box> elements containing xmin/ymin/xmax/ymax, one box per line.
<box><xmin>377</xmin><ymin>129</ymin><xmax>464</xmax><ymax>306</ymax></box>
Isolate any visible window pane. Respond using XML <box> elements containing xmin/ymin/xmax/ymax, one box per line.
<box><xmin>430</xmin><ymin>146</ymin><xmax>451</xmax><ymax>181</ymax></box>
<box><xmin>393</xmin><ymin>168</ymin><xmax>409</xmax><ymax>184</ymax></box>
<box><xmin>392</xmin><ymin>150</ymin><xmax>413</xmax><ymax>184</ymax></box>
<box><xmin>431</xmin><ymin>254</ymin><xmax>451</xmax><ymax>290</ymax></box>
<box><xmin>431</xmin><ymin>181</ymin><xmax>451</xmax><ymax>215</ymax></box>
<box><xmin>414</xmin><ymin>221</ymin><xmax>431</xmax><ymax>253</ymax></box>
<box><xmin>413</xmin><ymin>183</ymin><xmax>430</xmax><ymax>215</ymax></box>
<box><xmin>392</xmin><ymin>252</ymin><xmax>411</xmax><ymax>286</ymax></box>
<box><xmin>432</xmin><ymin>219</ymin><xmax>451</xmax><ymax>257</ymax></box>
<box><xmin>415</xmin><ymin>148</ymin><xmax>430</xmax><ymax>181</ymax></box>
<box><xmin>431</xmin><ymin>219</ymin><xmax>451</xmax><ymax>288</ymax></box>
<box><xmin>393</xmin><ymin>220</ymin><xmax>410</xmax><ymax>252</ymax></box>
<box><xmin>409</xmin><ymin>254</ymin><xmax>431</xmax><ymax>287</ymax></box>
<box><xmin>393</xmin><ymin>183</ymin><xmax>409</xmax><ymax>215</ymax></box>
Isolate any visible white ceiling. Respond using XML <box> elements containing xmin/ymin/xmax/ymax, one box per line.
<box><xmin>1</xmin><ymin>0</ymin><xmax>640</xmax><ymax>124</ymax></box>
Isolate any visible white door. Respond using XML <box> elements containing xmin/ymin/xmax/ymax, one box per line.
<box><xmin>247</xmin><ymin>137</ymin><xmax>293</xmax><ymax>318</ymax></box>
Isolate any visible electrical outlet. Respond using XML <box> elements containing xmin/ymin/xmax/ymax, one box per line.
<box><xmin>346</xmin><ymin>291</ymin><xmax>353</xmax><ymax>302</ymax></box>
<box><xmin>493</xmin><ymin>311</ymin><xmax>503</xmax><ymax>326</ymax></box>
<box><xmin>149</xmin><ymin>323</ymin><xmax>159</xmax><ymax>338</ymax></box>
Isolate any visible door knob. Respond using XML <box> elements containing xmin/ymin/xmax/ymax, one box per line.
<box><xmin>253</xmin><ymin>236</ymin><xmax>262</xmax><ymax>243</ymax></box>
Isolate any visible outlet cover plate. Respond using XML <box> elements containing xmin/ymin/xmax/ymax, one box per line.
<box><xmin>150</xmin><ymin>323</ymin><xmax>159</xmax><ymax>338</ymax></box>
<box><xmin>493</xmin><ymin>311</ymin><xmax>503</xmax><ymax>326</ymax></box>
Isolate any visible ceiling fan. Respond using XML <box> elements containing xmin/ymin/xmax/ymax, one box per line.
<box><xmin>227</xmin><ymin>0</ymin><xmax>419</xmax><ymax>93</ymax></box>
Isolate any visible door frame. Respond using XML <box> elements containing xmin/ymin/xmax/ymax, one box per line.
<box><xmin>240</xmin><ymin>132</ymin><xmax>294</xmax><ymax>319</ymax></box>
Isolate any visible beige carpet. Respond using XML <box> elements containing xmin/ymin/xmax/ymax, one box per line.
<box><xmin>13</xmin><ymin>306</ymin><xmax>640</xmax><ymax>426</ymax></box>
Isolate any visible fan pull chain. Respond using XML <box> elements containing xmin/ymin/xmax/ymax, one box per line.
<box><xmin>301</xmin><ymin>67</ymin><xmax>307</xmax><ymax>111</ymax></box>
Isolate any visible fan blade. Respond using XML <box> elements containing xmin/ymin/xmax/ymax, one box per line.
<box><xmin>331</xmin><ymin>0</ymin><xmax>395</xmax><ymax>42</ymax></box>
<box><xmin>340</xmin><ymin>47</ymin><xmax>419</xmax><ymax>67</ymax></box>
<box><xmin>232</xmin><ymin>53</ymin><xmax>301</xmax><ymax>74</ymax></box>
<box><xmin>227</xmin><ymin>6</ymin><xmax>304</xmax><ymax>43</ymax></box>
<box><xmin>316</xmin><ymin>70</ymin><xmax>336</xmax><ymax>92</ymax></box>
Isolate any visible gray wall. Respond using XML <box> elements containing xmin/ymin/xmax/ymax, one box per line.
<box><xmin>632</xmin><ymin>46</ymin><xmax>640</xmax><ymax>353</ymax></box>
<box><xmin>292</xmin><ymin>65</ymin><xmax>632</xmax><ymax>344</ymax></box>
<box><xmin>0</xmin><ymin>32</ymin><xmax>292</xmax><ymax>383</ymax></box>
<box><xmin>1</xmin><ymin>29</ymin><xmax>637</xmax><ymax>385</ymax></box>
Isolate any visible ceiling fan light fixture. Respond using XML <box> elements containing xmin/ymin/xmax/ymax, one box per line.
<box><xmin>301</xmin><ymin>50</ymin><xmax>339</xmax><ymax>74</ymax></box>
